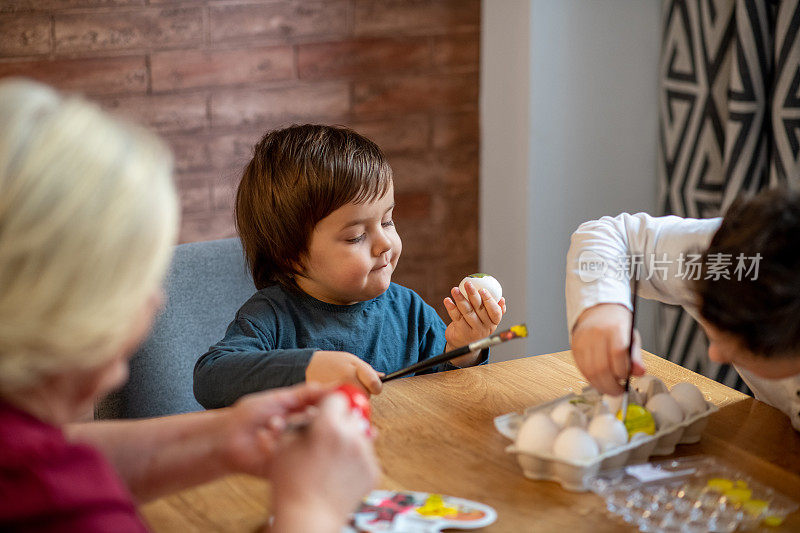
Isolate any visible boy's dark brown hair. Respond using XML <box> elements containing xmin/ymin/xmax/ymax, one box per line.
<box><xmin>236</xmin><ymin>124</ymin><xmax>392</xmax><ymax>290</ymax></box>
<box><xmin>696</xmin><ymin>187</ymin><xmax>800</xmax><ymax>359</ymax></box>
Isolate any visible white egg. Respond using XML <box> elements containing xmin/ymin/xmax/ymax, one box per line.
<box><xmin>550</xmin><ymin>401</ymin><xmax>588</xmax><ymax>429</ymax></box>
<box><xmin>645</xmin><ymin>393</ymin><xmax>684</xmax><ymax>429</ymax></box>
<box><xmin>458</xmin><ymin>273</ymin><xmax>502</xmax><ymax>302</ymax></box>
<box><xmin>670</xmin><ymin>382</ymin><xmax>707</xmax><ymax>417</ymax></box>
<box><xmin>553</xmin><ymin>427</ymin><xmax>600</xmax><ymax>462</ymax></box>
<box><xmin>632</xmin><ymin>375</ymin><xmax>669</xmax><ymax>403</ymax></box>
<box><xmin>515</xmin><ymin>413</ymin><xmax>559</xmax><ymax>455</ymax></box>
<box><xmin>587</xmin><ymin>413</ymin><xmax>628</xmax><ymax>451</ymax></box>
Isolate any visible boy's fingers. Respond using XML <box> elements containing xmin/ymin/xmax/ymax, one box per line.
<box><xmin>443</xmin><ymin>297</ymin><xmax>462</xmax><ymax>323</ymax></box>
<box><xmin>356</xmin><ymin>363</ymin><xmax>383</xmax><ymax>395</ymax></box>
<box><xmin>471</xmin><ymin>297</ymin><xmax>495</xmax><ymax>328</ymax></box>
<box><xmin>608</xmin><ymin>341</ymin><xmax>630</xmax><ymax>382</ymax></box>
<box><xmin>452</xmin><ymin>287</ymin><xmax>481</xmax><ymax>330</ymax></box>
<box><xmin>463</xmin><ymin>281</ymin><xmax>484</xmax><ymax>312</ymax></box>
<box><xmin>450</xmin><ymin>286</ymin><xmax>471</xmax><ymax>309</ymax></box>
<box><xmin>579</xmin><ymin>341</ymin><xmax>622</xmax><ymax>395</ymax></box>
<box><xmin>498</xmin><ymin>297</ymin><xmax>507</xmax><ymax>314</ymax></box>
<box><xmin>480</xmin><ymin>289</ymin><xmax>503</xmax><ymax>325</ymax></box>
<box><xmin>593</xmin><ymin>355</ymin><xmax>624</xmax><ymax>395</ymax></box>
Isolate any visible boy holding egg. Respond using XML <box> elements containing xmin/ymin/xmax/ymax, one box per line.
<box><xmin>194</xmin><ymin>125</ymin><xmax>506</xmax><ymax>408</ymax></box>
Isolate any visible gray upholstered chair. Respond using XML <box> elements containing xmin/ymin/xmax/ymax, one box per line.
<box><xmin>95</xmin><ymin>238</ymin><xmax>255</xmax><ymax>419</ymax></box>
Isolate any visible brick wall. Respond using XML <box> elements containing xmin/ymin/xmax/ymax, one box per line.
<box><xmin>0</xmin><ymin>0</ymin><xmax>480</xmax><ymax>311</ymax></box>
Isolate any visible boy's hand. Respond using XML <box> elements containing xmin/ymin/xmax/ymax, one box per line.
<box><xmin>306</xmin><ymin>350</ymin><xmax>383</xmax><ymax>396</ymax></box>
<box><xmin>443</xmin><ymin>280</ymin><xmax>506</xmax><ymax>365</ymax></box>
<box><xmin>571</xmin><ymin>303</ymin><xmax>645</xmax><ymax>395</ymax></box>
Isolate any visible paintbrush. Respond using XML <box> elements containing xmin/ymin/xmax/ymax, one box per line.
<box><xmin>620</xmin><ymin>276</ymin><xmax>639</xmax><ymax>423</ymax></box>
<box><xmin>380</xmin><ymin>324</ymin><xmax>528</xmax><ymax>383</ymax></box>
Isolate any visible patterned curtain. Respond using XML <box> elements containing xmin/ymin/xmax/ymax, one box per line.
<box><xmin>657</xmin><ymin>0</ymin><xmax>800</xmax><ymax>392</ymax></box>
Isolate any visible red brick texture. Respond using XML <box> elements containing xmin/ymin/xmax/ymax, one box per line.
<box><xmin>0</xmin><ymin>0</ymin><xmax>480</xmax><ymax>314</ymax></box>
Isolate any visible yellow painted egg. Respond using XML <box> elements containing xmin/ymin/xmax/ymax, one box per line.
<box><xmin>616</xmin><ymin>404</ymin><xmax>656</xmax><ymax>436</ymax></box>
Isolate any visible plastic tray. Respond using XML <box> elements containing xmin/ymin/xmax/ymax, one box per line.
<box><xmin>585</xmin><ymin>456</ymin><xmax>797</xmax><ymax>532</ymax></box>
<box><xmin>494</xmin><ymin>388</ymin><xmax>718</xmax><ymax>492</ymax></box>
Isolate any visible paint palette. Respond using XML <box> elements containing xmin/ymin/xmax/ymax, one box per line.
<box><xmin>342</xmin><ymin>490</ymin><xmax>497</xmax><ymax>532</ymax></box>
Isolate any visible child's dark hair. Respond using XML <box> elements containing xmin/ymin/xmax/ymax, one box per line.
<box><xmin>236</xmin><ymin>124</ymin><xmax>393</xmax><ymax>290</ymax></box>
<box><xmin>696</xmin><ymin>187</ymin><xmax>800</xmax><ymax>358</ymax></box>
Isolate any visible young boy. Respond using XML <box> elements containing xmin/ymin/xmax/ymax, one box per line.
<box><xmin>194</xmin><ymin>125</ymin><xmax>506</xmax><ymax>409</ymax></box>
<box><xmin>565</xmin><ymin>187</ymin><xmax>800</xmax><ymax>431</ymax></box>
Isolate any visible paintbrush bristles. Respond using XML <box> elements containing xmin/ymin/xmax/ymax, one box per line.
<box><xmin>510</xmin><ymin>324</ymin><xmax>528</xmax><ymax>338</ymax></box>
<box><xmin>497</xmin><ymin>324</ymin><xmax>528</xmax><ymax>342</ymax></box>
<box><xmin>471</xmin><ymin>323</ymin><xmax>528</xmax><ymax>351</ymax></box>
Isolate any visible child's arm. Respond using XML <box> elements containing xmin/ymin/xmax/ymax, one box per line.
<box><xmin>194</xmin><ymin>316</ymin><xmax>317</xmax><ymax>409</ymax></box>
<box><xmin>566</xmin><ymin>212</ymin><xmax>721</xmax><ymax>394</ymax></box>
<box><xmin>442</xmin><ymin>280</ymin><xmax>507</xmax><ymax>367</ymax></box>
<box><xmin>194</xmin><ymin>317</ymin><xmax>384</xmax><ymax>408</ymax></box>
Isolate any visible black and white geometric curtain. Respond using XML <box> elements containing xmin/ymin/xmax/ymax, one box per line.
<box><xmin>657</xmin><ymin>0</ymin><xmax>800</xmax><ymax>392</ymax></box>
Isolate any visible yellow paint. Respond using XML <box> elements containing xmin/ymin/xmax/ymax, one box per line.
<box><xmin>616</xmin><ymin>404</ymin><xmax>655</xmax><ymax>436</ymax></box>
<box><xmin>706</xmin><ymin>478</ymin><xmax>734</xmax><ymax>492</ymax></box>
<box><xmin>510</xmin><ymin>324</ymin><xmax>528</xmax><ymax>338</ymax></box>
<box><xmin>704</xmin><ymin>477</ymin><xmax>784</xmax><ymax>526</ymax></box>
<box><xmin>723</xmin><ymin>488</ymin><xmax>753</xmax><ymax>504</ymax></box>
<box><xmin>763</xmin><ymin>515</ymin><xmax>784</xmax><ymax>527</ymax></box>
<box><xmin>743</xmin><ymin>499</ymin><xmax>768</xmax><ymax>517</ymax></box>
<box><xmin>415</xmin><ymin>494</ymin><xmax>458</xmax><ymax>518</ymax></box>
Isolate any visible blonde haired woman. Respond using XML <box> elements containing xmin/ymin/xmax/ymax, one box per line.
<box><xmin>0</xmin><ymin>78</ymin><xmax>378</xmax><ymax>532</ymax></box>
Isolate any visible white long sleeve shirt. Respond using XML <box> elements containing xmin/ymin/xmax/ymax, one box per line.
<box><xmin>565</xmin><ymin>212</ymin><xmax>800</xmax><ymax>431</ymax></box>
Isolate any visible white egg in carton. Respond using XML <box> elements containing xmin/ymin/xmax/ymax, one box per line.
<box><xmin>494</xmin><ymin>378</ymin><xmax>718</xmax><ymax>492</ymax></box>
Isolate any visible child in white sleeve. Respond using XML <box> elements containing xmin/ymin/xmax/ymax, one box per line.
<box><xmin>565</xmin><ymin>188</ymin><xmax>800</xmax><ymax>431</ymax></box>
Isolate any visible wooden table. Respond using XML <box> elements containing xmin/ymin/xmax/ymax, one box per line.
<box><xmin>140</xmin><ymin>351</ymin><xmax>800</xmax><ymax>532</ymax></box>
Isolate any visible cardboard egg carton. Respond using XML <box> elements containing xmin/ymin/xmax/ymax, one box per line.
<box><xmin>494</xmin><ymin>389</ymin><xmax>718</xmax><ymax>492</ymax></box>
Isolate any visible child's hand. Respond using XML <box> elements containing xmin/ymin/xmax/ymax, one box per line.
<box><xmin>571</xmin><ymin>303</ymin><xmax>645</xmax><ymax>395</ymax></box>
<box><xmin>443</xmin><ymin>280</ymin><xmax>507</xmax><ymax>363</ymax></box>
<box><xmin>306</xmin><ymin>351</ymin><xmax>383</xmax><ymax>396</ymax></box>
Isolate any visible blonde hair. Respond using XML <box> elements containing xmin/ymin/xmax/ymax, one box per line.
<box><xmin>0</xmin><ymin>79</ymin><xmax>179</xmax><ymax>392</ymax></box>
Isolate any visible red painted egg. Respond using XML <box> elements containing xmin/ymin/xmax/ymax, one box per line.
<box><xmin>335</xmin><ymin>384</ymin><xmax>371</xmax><ymax>421</ymax></box>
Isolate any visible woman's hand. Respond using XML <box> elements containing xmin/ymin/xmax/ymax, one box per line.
<box><xmin>306</xmin><ymin>350</ymin><xmax>383</xmax><ymax>395</ymax></box>
<box><xmin>217</xmin><ymin>383</ymin><xmax>332</xmax><ymax>478</ymax></box>
<box><xmin>570</xmin><ymin>303</ymin><xmax>645</xmax><ymax>395</ymax></box>
<box><xmin>443</xmin><ymin>281</ymin><xmax>506</xmax><ymax>365</ymax></box>
<box><xmin>268</xmin><ymin>393</ymin><xmax>380</xmax><ymax>532</ymax></box>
